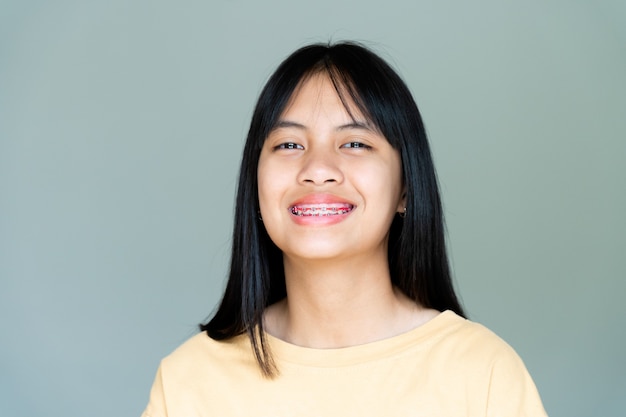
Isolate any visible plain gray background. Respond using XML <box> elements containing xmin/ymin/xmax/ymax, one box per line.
<box><xmin>1</xmin><ymin>1</ymin><xmax>625</xmax><ymax>416</ymax></box>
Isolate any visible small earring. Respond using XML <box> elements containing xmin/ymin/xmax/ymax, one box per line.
<box><xmin>399</xmin><ymin>207</ymin><xmax>406</xmax><ymax>218</ymax></box>
<box><xmin>257</xmin><ymin>210</ymin><xmax>263</xmax><ymax>221</ymax></box>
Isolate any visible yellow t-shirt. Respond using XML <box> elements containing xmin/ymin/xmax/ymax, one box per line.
<box><xmin>142</xmin><ymin>310</ymin><xmax>547</xmax><ymax>416</ymax></box>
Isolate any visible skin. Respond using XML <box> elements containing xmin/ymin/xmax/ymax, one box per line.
<box><xmin>259</xmin><ymin>73</ymin><xmax>438</xmax><ymax>349</ymax></box>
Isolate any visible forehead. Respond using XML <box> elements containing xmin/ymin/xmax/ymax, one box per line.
<box><xmin>279</xmin><ymin>72</ymin><xmax>366</xmax><ymax>125</ymax></box>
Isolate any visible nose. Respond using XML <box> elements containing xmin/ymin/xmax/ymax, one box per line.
<box><xmin>297</xmin><ymin>149</ymin><xmax>344</xmax><ymax>185</ymax></box>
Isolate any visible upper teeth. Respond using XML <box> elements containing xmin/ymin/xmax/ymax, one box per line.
<box><xmin>291</xmin><ymin>204</ymin><xmax>353</xmax><ymax>216</ymax></box>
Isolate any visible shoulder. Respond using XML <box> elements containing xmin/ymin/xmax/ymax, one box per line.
<box><xmin>427</xmin><ymin>310</ymin><xmax>520</xmax><ymax>359</ymax></box>
<box><xmin>142</xmin><ymin>332</ymin><xmax>261</xmax><ymax>417</ymax></box>
<box><xmin>431</xmin><ymin>312</ymin><xmax>547</xmax><ymax>416</ymax></box>
<box><xmin>159</xmin><ymin>331</ymin><xmax>255</xmax><ymax>379</ymax></box>
<box><xmin>421</xmin><ymin>311</ymin><xmax>536</xmax><ymax>386</ymax></box>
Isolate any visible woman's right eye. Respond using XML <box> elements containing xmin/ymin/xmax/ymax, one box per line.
<box><xmin>275</xmin><ymin>142</ymin><xmax>304</xmax><ymax>150</ymax></box>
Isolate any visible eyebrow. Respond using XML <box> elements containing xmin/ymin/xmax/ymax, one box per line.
<box><xmin>336</xmin><ymin>121</ymin><xmax>374</xmax><ymax>132</ymax></box>
<box><xmin>272</xmin><ymin>120</ymin><xmax>374</xmax><ymax>132</ymax></box>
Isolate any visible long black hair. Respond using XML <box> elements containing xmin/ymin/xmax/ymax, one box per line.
<box><xmin>201</xmin><ymin>41</ymin><xmax>465</xmax><ymax>377</ymax></box>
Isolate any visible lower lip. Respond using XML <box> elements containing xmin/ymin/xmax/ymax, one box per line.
<box><xmin>289</xmin><ymin>209</ymin><xmax>353</xmax><ymax>226</ymax></box>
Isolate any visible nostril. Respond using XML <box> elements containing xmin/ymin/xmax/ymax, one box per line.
<box><xmin>298</xmin><ymin>160</ymin><xmax>343</xmax><ymax>185</ymax></box>
<box><xmin>302</xmin><ymin>177</ymin><xmax>337</xmax><ymax>184</ymax></box>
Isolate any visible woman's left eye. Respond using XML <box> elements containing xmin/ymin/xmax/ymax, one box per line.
<box><xmin>275</xmin><ymin>142</ymin><xmax>304</xmax><ymax>150</ymax></box>
<box><xmin>341</xmin><ymin>142</ymin><xmax>371</xmax><ymax>149</ymax></box>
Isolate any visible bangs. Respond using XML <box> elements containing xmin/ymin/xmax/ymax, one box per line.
<box><xmin>323</xmin><ymin>64</ymin><xmax>384</xmax><ymax>136</ymax></box>
<box><xmin>266</xmin><ymin>63</ymin><xmax>382</xmax><ymax>138</ymax></box>
<box><xmin>256</xmin><ymin>44</ymin><xmax>410</xmax><ymax>152</ymax></box>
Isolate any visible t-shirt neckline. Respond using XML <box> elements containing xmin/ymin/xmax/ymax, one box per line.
<box><xmin>263</xmin><ymin>309</ymin><xmax>463</xmax><ymax>367</ymax></box>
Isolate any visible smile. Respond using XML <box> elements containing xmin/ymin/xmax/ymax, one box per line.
<box><xmin>290</xmin><ymin>203</ymin><xmax>354</xmax><ymax>217</ymax></box>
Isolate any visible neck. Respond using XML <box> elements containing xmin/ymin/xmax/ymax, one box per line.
<box><xmin>264</xmin><ymin>253</ymin><xmax>436</xmax><ymax>348</ymax></box>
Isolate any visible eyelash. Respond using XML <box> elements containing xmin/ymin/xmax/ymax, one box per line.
<box><xmin>341</xmin><ymin>141</ymin><xmax>371</xmax><ymax>150</ymax></box>
<box><xmin>275</xmin><ymin>142</ymin><xmax>304</xmax><ymax>150</ymax></box>
<box><xmin>273</xmin><ymin>141</ymin><xmax>371</xmax><ymax>151</ymax></box>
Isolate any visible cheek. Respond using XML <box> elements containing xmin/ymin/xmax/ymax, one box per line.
<box><xmin>362</xmin><ymin>162</ymin><xmax>403</xmax><ymax>204</ymax></box>
<box><xmin>256</xmin><ymin>170</ymin><xmax>289</xmax><ymax>249</ymax></box>
<box><xmin>257</xmin><ymin>171</ymin><xmax>271</xmax><ymax>214</ymax></box>
<box><xmin>257</xmin><ymin>154</ymin><xmax>271</xmax><ymax>201</ymax></box>
<box><xmin>257</xmin><ymin>163</ymin><xmax>284</xmax><ymax>217</ymax></box>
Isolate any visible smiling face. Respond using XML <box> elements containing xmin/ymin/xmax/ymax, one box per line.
<box><xmin>257</xmin><ymin>73</ymin><xmax>405</xmax><ymax>263</ymax></box>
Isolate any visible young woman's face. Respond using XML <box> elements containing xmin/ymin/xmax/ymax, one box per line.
<box><xmin>257</xmin><ymin>73</ymin><xmax>405</xmax><ymax>263</ymax></box>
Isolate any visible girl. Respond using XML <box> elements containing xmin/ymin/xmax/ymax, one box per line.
<box><xmin>142</xmin><ymin>42</ymin><xmax>547</xmax><ymax>417</ymax></box>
